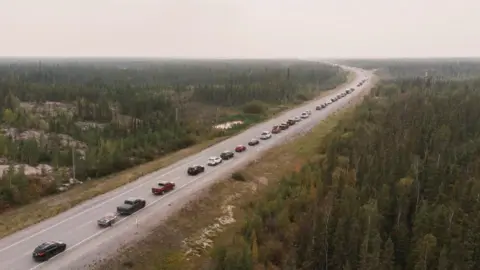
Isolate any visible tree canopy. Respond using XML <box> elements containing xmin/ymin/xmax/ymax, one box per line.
<box><xmin>212</xmin><ymin>77</ymin><xmax>480</xmax><ymax>270</ymax></box>
<box><xmin>0</xmin><ymin>59</ymin><xmax>344</xmax><ymax>210</ymax></box>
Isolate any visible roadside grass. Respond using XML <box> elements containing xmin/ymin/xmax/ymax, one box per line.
<box><xmin>91</xmin><ymin>75</ymin><xmax>376</xmax><ymax>270</ymax></box>
<box><xmin>0</xmin><ymin>73</ymin><xmax>353</xmax><ymax>239</ymax></box>
<box><xmin>0</xmin><ymin>137</ymin><xmax>226</xmax><ymax>239</ymax></box>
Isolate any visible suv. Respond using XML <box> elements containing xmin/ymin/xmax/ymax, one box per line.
<box><xmin>208</xmin><ymin>156</ymin><xmax>223</xmax><ymax>166</ymax></box>
<box><xmin>220</xmin><ymin>151</ymin><xmax>234</xmax><ymax>160</ymax></box>
<box><xmin>117</xmin><ymin>198</ymin><xmax>146</xmax><ymax>215</ymax></box>
<box><xmin>260</xmin><ymin>131</ymin><xmax>272</xmax><ymax>140</ymax></box>
<box><xmin>187</xmin><ymin>165</ymin><xmax>205</xmax><ymax>176</ymax></box>
<box><xmin>32</xmin><ymin>241</ymin><xmax>67</xmax><ymax>262</ymax></box>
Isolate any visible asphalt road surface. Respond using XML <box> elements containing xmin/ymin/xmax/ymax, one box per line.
<box><xmin>0</xmin><ymin>65</ymin><xmax>373</xmax><ymax>270</ymax></box>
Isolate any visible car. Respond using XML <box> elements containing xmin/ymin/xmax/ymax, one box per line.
<box><xmin>220</xmin><ymin>151</ymin><xmax>234</xmax><ymax>160</ymax></box>
<box><xmin>235</xmin><ymin>145</ymin><xmax>247</xmax><ymax>152</ymax></box>
<box><xmin>260</xmin><ymin>131</ymin><xmax>272</xmax><ymax>140</ymax></box>
<box><xmin>287</xmin><ymin>119</ymin><xmax>296</xmax><ymax>126</ymax></box>
<box><xmin>280</xmin><ymin>123</ymin><xmax>289</xmax><ymax>130</ymax></box>
<box><xmin>187</xmin><ymin>165</ymin><xmax>205</xmax><ymax>176</ymax></box>
<box><xmin>272</xmin><ymin>125</ymin><xmax>281</xmax><ymax>134</ymax></box>
<box><xmin>248</xmin><ymin>139</ymin><xmax>259</xmax><ymax>146</ymax></box>
<box><xmin>306</xmin><ymin>110</ymin><xmax>312</xmax><ymax>115</ymax></box>
<box><xmin>151</xmin><ymin>181</ymin><xmax>175</xmax><ymax>195</ymax></box>
<box><xmin>97</xmin><ymin>212</ymin><xmax>119</xmax><ymax>227</ymax></box>
<box><xmin>301</xmin><ymin>112</ymin><xmax>309</xmax><ymax>119</ymax></box>
<box><xmin>316</xmin><ymin>105</ymin><xmax>322</xmax><ymax>110</ymax></box>
<box><xmin>294</xmin><ymin>116</ymin><xmax>301</xmax><ymax>122</ymax></box>
<box><xmin>208</xmin><ymin>156</ymin><xmax>223</xmax><ymax>166</ymax></box>
<box><xmin>117</xmin><ymin>197</ymin><xmax>146</xmax><ymax>215</ymax></box>
<box><xmin>32</xmin><ymin>241</ymin><xmax>67</xmax><ymax>262</ymax></box>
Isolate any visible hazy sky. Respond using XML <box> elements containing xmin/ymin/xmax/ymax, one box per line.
<box><xmin>1</xmin><ymin>0</ymin><xmax>479</xmax><ymax>58</ymax></box>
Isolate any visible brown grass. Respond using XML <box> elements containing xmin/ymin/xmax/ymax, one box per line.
<box><xmin>0</xmin><ymin>137</ymin><xmax>226</xmax><ymax>238</ymax></box>
<box><xmin>0</xmin><ymin>71</ymin><xmax>355</xmax><ymax>241</ymax></box>
<box><xmin>90</xmin><ymin>74</ymin><xmax>378</xmax><ymax>270</ymax></box>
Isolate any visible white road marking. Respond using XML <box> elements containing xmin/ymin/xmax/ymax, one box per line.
<box><xmin>25</xmin><ymin>166</ymin><xmax>230</xmax><ymax>270</ymax></box>
<box><xmin>0</xmin><ymin>155</ymin><xmax>205</xmax><ymax>253</ymax></box>
<box><xmin>5</xmin><ymin>72</ymin><xmax>369</xmax><ymax>269</ymax></box>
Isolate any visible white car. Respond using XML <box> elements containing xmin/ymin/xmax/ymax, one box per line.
<box><xmin>207</xmin><ymin>156</ymin><xmax>222</xmax><ymax>166</ymax></box>
<box><xmin>301</xmin><ymin>112</ymin><xmax>309</xmax><ymax>119</ymax></box>
<box><xmin>260</xmin><ymin>131</ymin><xmax>272</xmax><ymax>140</ymax></box>
<box><xmin>294</xmin><ymin>116</ymin><xmax>302</xmax><ymax>122</ymax></box>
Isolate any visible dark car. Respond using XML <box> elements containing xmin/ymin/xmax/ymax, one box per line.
<box><xmin>187</xmin><ymin>165</ymin><xmax>205</xmax><ymax>176</ymax></box>
<box><xmin>235</xmin><ymin>145</ymin><xmax>247</xmax><ymax>152</ymax></box>
<box><xmin>248</xmin><ymin>139</ymin><xmax>259</xmax><ymax>146</ymax></box>
<box><xmin>287</xmin><ymin>119</ymin><xmax>296</xmax><ymax>126</ymax></box>
<box><xmin>280</xmin><ymin>123</ymin><xmax>289</xmax><ymax>130</ymax></box>
<box><xmin>33</xmin><ymin>241</ymin><xmax>67</xmax><ymax>262</ymax></box>
<box><xmin>116</xmin><ymin>197</ymin><xmax>146</xmax><ymax>215</ymax></box>
<box><xmin>220</xmin><ymin>151</ymin><xmax>234</xmax><ymax>160</ymax></box>
<box><xmin>272</xmin><ymin>125</ymin><xmax>281</xmax><ymax>134</ymax></box>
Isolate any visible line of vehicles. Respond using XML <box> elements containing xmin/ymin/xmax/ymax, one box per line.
<box><xmin>31</xmin><ymin>84</ymin><xmax>362</xmax><ymax>263</ymax></box>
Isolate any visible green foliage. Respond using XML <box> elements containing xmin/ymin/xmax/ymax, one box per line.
<box><xmin>0</xmin><ymin>59</ymin><xmax>343</xmax><ymax>211</ymax></box>
<box><xmin>242</xmin><ymin>101</ymin><xmax>266</xmax><ymax>115</ymax></box>
<box><xmin>212</xmin><ymin>77</ymin><xmax>480</xmax><ymax>270</ymax></box>
<box><xmin>337</xmin><ymin>58</ymin><xmax>480</xmax><ymax>80</ymax></box>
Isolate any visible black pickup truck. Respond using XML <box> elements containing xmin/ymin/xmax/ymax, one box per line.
<box><xmin>117</xmin><ymin>198</ymin><xmax>146</xmax><ymax>215</ymax></box>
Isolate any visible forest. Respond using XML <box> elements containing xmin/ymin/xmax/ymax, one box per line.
<box><xmin>211</xmin><ymin>76</ymin><xmax>480</xmax><ymax>269</ymax></box>
<box><xmin>0</xmin><ymin>59</ymin><xmax>345</xmax><ymax>210</ymax></box>
<box><xmin>336</xmin><ymin>58</ymin><xmax>480</xmax><ymax>80</ymax></box>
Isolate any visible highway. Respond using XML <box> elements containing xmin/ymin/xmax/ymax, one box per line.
<box><xmin>0</xmin><ymin>65</ymin><xmax>373</xmax><ymax>270</ymax></box>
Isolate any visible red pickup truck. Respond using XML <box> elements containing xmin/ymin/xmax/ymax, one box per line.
<box><xmin>151</xmin><ymin>182</ymin><xmax>175</xmax><ymax>195</ymax></box>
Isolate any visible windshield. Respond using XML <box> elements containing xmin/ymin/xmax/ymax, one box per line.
<box><xmin>124</xmin><ymin>200</ymin><xmax>134</xmax><ymax>205</ymax></box>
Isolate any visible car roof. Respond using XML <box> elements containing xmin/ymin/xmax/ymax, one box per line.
<box><xmin>36</xmin><ymin>241</ymin><xmax>57</xmax><ymax>250</ymax></box>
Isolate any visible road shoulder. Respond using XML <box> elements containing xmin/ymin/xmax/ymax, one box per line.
<box><xmin>90</xmin><ymin>74</ymin><xmax>379</xmax><ymax>270</ymax></box>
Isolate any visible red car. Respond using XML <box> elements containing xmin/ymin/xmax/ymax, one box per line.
<box><xmin>272</xmin><ymin>125</ymin><xmax>281</xmax><ymax>134</ymax></box>
<box><xmin>151</xmin><ymin>182</ymin><xmax>175</xmax><ymax>195</ymax></box>
<box><xmin>235</xmin><ymin>145</ymin><xmax>247</xmax><ymax>152</ymax></box>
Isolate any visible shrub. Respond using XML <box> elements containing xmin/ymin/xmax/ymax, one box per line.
<box><xmin>242</xmin><ymin>100</ymin><xmax>266</xmax><ymax>114</ymax></box>
<box><xmin>231</xmin><ymin>172</ymin><xmax>246</xmax><ymax>181</ymax></box>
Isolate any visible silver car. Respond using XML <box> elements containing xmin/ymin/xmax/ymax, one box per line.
<box><xmin>97</xmin><ymin>212</ymin><xmax>118</xmax><ymax>227</ymax></box>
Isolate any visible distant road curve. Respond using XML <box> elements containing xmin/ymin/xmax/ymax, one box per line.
<box><xmin>0</xmin><ymin>65</ymin><xmax>373</xmax><ymax>270</ymax></box>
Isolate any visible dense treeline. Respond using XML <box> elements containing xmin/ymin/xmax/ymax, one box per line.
<box><xmin>212</xmin><ymin>77</ymin><xmax>480</xmax><ymax>270</ymax></box>
<box><xmin>0</xmin><ymin>59</ymin><xmax>344</xmax><ymax>209</ymax></box>
<box><xmin>337</xmin><ymin>58</ymin><xmax>480</xmax><ymax>80</ymax></box>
